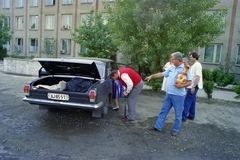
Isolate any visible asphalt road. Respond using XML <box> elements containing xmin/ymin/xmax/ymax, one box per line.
<box><xmin>0</xmin><ymin>72</ymin><xmax>240</xmax><ymax>160</ymax></box>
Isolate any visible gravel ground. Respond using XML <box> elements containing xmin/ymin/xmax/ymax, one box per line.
<box><xmin>0</xmin><ymin>73</ymin><xmax>239</xmax><ymax>160</ymax></box>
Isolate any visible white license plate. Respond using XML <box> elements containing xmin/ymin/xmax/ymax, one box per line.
<box><xmin>47</xmin><ymin>93</ymin><xmax>69</xmax><ymax>101</ymax></box>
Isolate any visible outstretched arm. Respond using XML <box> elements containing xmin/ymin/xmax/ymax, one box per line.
<box><xmin>145</xmin><ymin>72</ymin><xmax>164</xmax><ymax>82</ymax></box>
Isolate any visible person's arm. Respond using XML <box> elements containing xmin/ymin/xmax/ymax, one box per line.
<box><xmin>191</xmin><ymin>75</ymin><xmax>200</xmax><ymax>94</ymax></box>
<box><xmin>174</xmin><ymin>80</ymin><xmax>192</xmax><ymax>88</ymax></box>
<box><xmin>145</xmin><ymin>72</ymin><xmax>164</xmax><ymax>82</ymax></box>
<box><xmin>121</xmin><ymin>73</ymin><xmax>133</xmax><ymax>95</ymax></box>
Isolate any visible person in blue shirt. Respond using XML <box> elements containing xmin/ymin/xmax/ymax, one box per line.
<box><xmin>145</xmin><ymin>52</ymin><xmax>192</xmax><ymax>136</ymax></box>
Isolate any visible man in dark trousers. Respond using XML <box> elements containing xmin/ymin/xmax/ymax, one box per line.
<box><xmin>110</xmin><ymin>68</ymin><xmax>143</xmax><ymax>121</ymax></box>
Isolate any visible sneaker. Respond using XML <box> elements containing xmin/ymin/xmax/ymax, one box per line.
<box><xmin>171</xmin><ymin>131</ymin><xmax>179</xmax><ymax>136</ymax></box>
<box><xmin>122</xmin><ymin>117</ymin><xmax>134</xmax><ymax>122</ymax></box>
<box><xmin>187</xmin><ymin>116</ymin><xmax>194</xmax><ymax>120</ymax></box>
<box><xmin>112</xmin><ymin>106</ymin><xmax>119</xmax><ymax>111</ymax></box>
<box><xmin>148</xmin><ymin>127</ymin><xmax>162</xmax><ymax>132</ymax></box>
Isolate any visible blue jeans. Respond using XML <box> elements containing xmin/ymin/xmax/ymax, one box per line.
<box><xmin>154</xmin><ymin>94</ymin><xmax>184</xmax><ymax>132</ymax></box>
<box><xmin>182</xmin><ymin>86</ymin><xmax>199</xmax><ymax>120</ymax></box>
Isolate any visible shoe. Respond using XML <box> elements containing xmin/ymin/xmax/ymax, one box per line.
<box><xmin>187</xmin><ymin>116</ymin><xmax>194</xmax><ymax>120</ymax></box>
<box><xmin>182</xmin><ymin>119</ymin><xmax>186</xmax><ymax>122</ymax></box>
<box><xmin>122</xmin><ymin>117</ymin><xmax>134</xmax><ymax>122</ymax></box>
<box><xmin>112</xmin><ymin>106</ymin><xmax>119</xmax><ymax>111</ymax></box>
<box><xmin>148</xmin><ymin>127</ymin><xmax>161</xmax><ymax>132</ymax></box>
<box><xmin>171</xmin><ymin>131</ymin><xmax>179</xmax><ymax>136</ymax></box>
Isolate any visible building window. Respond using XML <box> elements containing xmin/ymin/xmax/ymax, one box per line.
<box><xmin>104</xmin><ymin>0</ymin><xmax>115</xmax><ymax>2</ymax></box>
<box><xmin>203</xmin><ymin>44</ymin><xmax>222</xmax><ymax>63</ymax></box>
<box><xmin>45</xmin><ymin>15</ymin><xmax>55</xmax><ymax>29</ymax></box>
<box><xmin>80</xmin><ymin>46</ymin><xmax>86</xmax><ymax>53</ymax></box>
<box><xmin>30</xmin><ymin>39</ymin><xmax>38</xmax><ymax>52</ymax></box>
<box><xmin>31</xmin><ymin>0</ymin><xmax>38</xmax><ymax>6</ymax></box>
<box><xmin>46</xmin><ymin>0</ymin><xmax>55</xmax><ymax>5</ymax></box>
<box><xmin>62</xmin><ymin>15</ymin><xmax>72</xmax><ymax>29</ymax></box>
<box><xmin>237</xmin><ymin>46</ymin><xmax>240</xmax><ymax>65</ymax></box>
<box><xmin>3</xmin><ymin>41</ymin><xmax>10</xmax><ymax>51</ymax></box>
<box><xmin>16</xmin><ymin>0</ymin><xmax>24</xmax><ymax>7</ymax></box>
<box><xmin>15</xmin><ymin>38</ymin><xmax>24</xmax><ymax>51</ymax></box>
<box><xmin>61</xmin><ymin>39</ymin><xmax>71</xmax><ymax>54</ymax></box>
<box><xmin>16</xmin><ymin>16</ymin><xmax>24</xmax><ymax>29</ymax></box>
<box><xmin>4</xmin><ymin>17</ymin><xmax>10</xmax><ymax>27</ymax></box>
<box><xmin>80</xmin><ymin>13</ymin><xmax>90</xmax><ymax>25</ymax></box>
<box><xmin>82</xmin><ymin>0</ymin><xmax>93</xmax><ymax>3</ymax></box>
<box><xmin>3</xmin><ymin>0</ymin><xmax>10</xmax><ymax>8</ymax></box>
<box><xmin>30</xmin><ymin>16</ymin><xmax>38</xmax><ymax>29</ymax></box>
<box><xmin>63</xmin><ymin>0</ymin><xmax>73</xmax><ymax>4</ymax></box>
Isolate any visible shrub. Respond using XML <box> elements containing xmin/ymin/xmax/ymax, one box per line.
<box><xmin>145</xmin><ymin>78</ymin><xmax>163</xmax><ymax>92</ymax></box>
<box><xmin>0</xmin><ymin>47</ymin><xmax>7</xmax><ymax>60</ymax></box>
<box><xmin>212</xmin><ymin>68</ymin><xmax>221</xmax><ymax>82</ymax></box>
<box><xmin>216</xmin><ymin>73</ymin><xmax>235</xmax><ymax>87</ymax></box>
<box><xmin>203</xmin><ymin>81</ymin><xmax>214</xmax><ymax>99</ymax></box>
<box><xmin>233</xmin><ymin>85</ymin><xmax>240</xmax><ymax>95</ymax></box>
<box><xmin>202</xmin><ymin>68</ymin><xmax>213</xmax><ymax>81</ymax></box>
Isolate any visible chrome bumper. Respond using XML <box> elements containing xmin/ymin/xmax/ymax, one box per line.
<box><xmin>22</xmin><ymin>97</ymin><xmax>103</xmax><ymax>109</ymax></box>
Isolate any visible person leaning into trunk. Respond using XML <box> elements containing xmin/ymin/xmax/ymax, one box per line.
<box><xmin>145</xmin><ymin>52</ymin><xmax>192</xmax><ymax>136</ymax></box>
<box><xmin>110</xmin><ymin>68</ymin><xmax>143</xmax><ymax>121</ymax></box>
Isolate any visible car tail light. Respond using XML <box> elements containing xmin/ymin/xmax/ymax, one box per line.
<box><xmin>24</xmin><ymin>85</ymin><xmax>30</xmax><ymax>96</ymax></box>
<box><xmin>89</xmin><ymin>90</ymin><xmax>96</xmax><ymax>102</ymax></box>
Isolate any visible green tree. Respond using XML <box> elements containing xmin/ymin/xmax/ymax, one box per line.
<box><xmin>0</xmin><ymin>13</ymin><xmax>12</xmax><ymax>60</ymax></box>
<box><xmin>71</xmin><ymin>9</ymin><xmax>118</xmax><ymax>60</ymax></box>
<box><xmin>105</xmin><ymin>0</ymin><xmax>226</xmax><ymax>74</ymax></box>
<box><xmin>40</xmin><ymin>39</ymin><xmax>56</xmax><ymax>58</ymax></box>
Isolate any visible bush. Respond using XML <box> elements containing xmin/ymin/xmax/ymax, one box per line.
<box><xmin>202</xmin><ymin>68</ymin><xmax>213</xmax><ymax>81</ymax></box>
<box><xmin>203</xmin><ymin>80</ymin><xmax>214</xmax><ymax>99</ymax></box>
<box><xmin>212</xmin><ymin>68</ymin><xmax>221</xmax><ymax>82</ymax></box>
<box><xmin>233</xmin><ymin>85</ymin><xmax>240</xmax><ymax>95</ymax></box>
<box><xmin>0</xmin><ymin>47</ymin><xmax>7</xmax><ymax>60</ymax></box>
<box><xmin>216</xmin><ymin>73</ymin><xmax>235</xmax><ymax>87</ymax></box>
<box><xmin>145</xmin><ymin>78</ymin><xmax>163</xmax><ymax>92</ymax></box>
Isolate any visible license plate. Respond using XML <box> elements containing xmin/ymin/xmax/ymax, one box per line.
<box><xmin>47</xmin><ymin>93</ymin><xmax>69</xmax><ymax>101</ymax></box>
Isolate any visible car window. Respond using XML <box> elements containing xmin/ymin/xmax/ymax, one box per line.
<box><xmin>96</xmin><ymin>64</ymin><xmax>105</xmax><ymax>79</ymax></box>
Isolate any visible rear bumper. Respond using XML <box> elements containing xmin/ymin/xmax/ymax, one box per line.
<box><xmin>22</xmin><ymin>97</ymin><xmax>103</xmax><ymax>109</ymax></box>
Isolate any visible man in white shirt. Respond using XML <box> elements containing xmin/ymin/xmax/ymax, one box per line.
<box><xmin>182</xmin><ymin>52</ymin><xmax>203</xmax><ymax>121</ymax></box>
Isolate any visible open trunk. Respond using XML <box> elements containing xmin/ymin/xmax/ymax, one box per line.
<box><xmin>31</xmin><ymin>76</ymin><xmax>98</xmax><ymax>93</ymax></box>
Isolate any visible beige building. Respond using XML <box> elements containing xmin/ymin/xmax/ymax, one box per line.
<box><xmin>0</xmin><ymin>0</ymin><xmax>240</xmax><ymax>76</ymax></box>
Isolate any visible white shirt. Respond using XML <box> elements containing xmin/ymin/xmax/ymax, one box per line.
<box><xmin>187</xmin><ymin>61</ymin><xmax>203</xmax><ymax>89</ymax></box>
<box><xmin>118</xmin><ymin>70</ymin><xmax>133</xmax><ymax>93</ymax></box>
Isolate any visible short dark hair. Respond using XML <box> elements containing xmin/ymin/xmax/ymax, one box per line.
<box><xmin>110</xmin><ymin>70</ymin><xmax>118</xmax><ymax>77</ymax></box>
<box><xmin>190</xmin><ymin>52</ymin><xmax>199</xmax><ymax>60</ymax></box>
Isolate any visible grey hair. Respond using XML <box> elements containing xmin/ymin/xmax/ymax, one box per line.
<box><xmin>172</xmin><ymin>52</ymin><xmax>183</xmax><ymax>62</ymax></box>
<box><xmin>183</xmin><ymin>57</ymin><xmax>189</xmax><ymax>62</ymax></box>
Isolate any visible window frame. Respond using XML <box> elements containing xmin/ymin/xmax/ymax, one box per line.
<box><xmin>60</xmin><ymin>39</ymin><xmax>71</xmax><ymax>54</ymax></box>
<box><xmin>31</xmin><ymin>0</ymin><xmax>38</xmax><ymax>6</ymax></box>
<box><xmin>16</xmin><ymin>0</ymin><xmax>24</xmax><ymax>8</ymax></box>
<box><xmin>15</xmin><ymin>38</ymin><xmax>24</xmax><ymax>51</ymax></box>
<box><xmin>82</xmin><ymin>0</ymin><xmax>93</xmax><ymax>3</ymax></box>
<box><xmin>3</xmin><ymin>0</ymin><xmax>10</xmax><ymax>8</ymax></box>
<box><xmin>29</xmin><ymin>38</ymin><xmax>38</xmax><ymax>53</ymax></box>
<box><xmin>61</xmin><ymin>14</ymin><xmax>72</xmax><ymax>30</ymax></box>
<box><xmin>16</xmin><ymin>16</ymin><xmax>24</xmax><ymax>30</ymax></box>
<box><xmin>46</xmin><ymin>0</ymin><xmax>55</xmax><ymax>5</ymax></box>
<box><xmin>236</xmin><ymin>45</ymin><xmax>240</xmax><ymax>65</ymax></box>
<box><xmin>3</xmin><ymin>40</ymin><xmax>10</xmax><ymax>51</ymax></box>
<box><xmin>63</xmin><ymin>0</ymin><xmax>73</xmax><ymax>4</ymax></box>
<box><xmin>203</xmin><ymin>44</ymin><xmax>222</xmax><ymax>64</ymax></box>
<box><xmin>45</xmin><ymin>15</ymin><xmax>55</xmax><ymax>30</ymax></box>
<box><xmin>30</xmin><ymin>15</ymin><xmax>38</xmax><ymax>29</ymax></box>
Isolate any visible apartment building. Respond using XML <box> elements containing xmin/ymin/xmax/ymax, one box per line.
<box><xmin>0</xmin><ymin>0</ymin><xmax>239</xmax><ymax>76</ymax></box>
<box><xmin>0</xmin><ymin>0</ymin><xmax>111</xmax><ymax>58</ymax></box>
